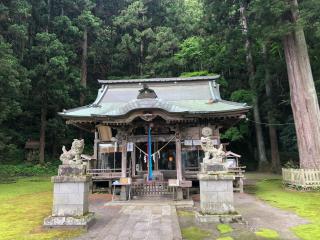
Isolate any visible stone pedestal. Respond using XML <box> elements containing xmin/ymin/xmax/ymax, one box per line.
<box><xmin>197</xmin><ymin>173</ymin><xmax>241</xmax><ymax>223</ymax></box>
<box><xmin>44</xmin><ymin>165</ymin><xmax>94</xmax><ymax>228</ymax></box>
<box><xmin>120</xmin><ymin>186</ymin><xmax>127</xmax><ymax>201</ymax></box>
<box><xmin>176</xmin><ymin>187</ymin><xmax>183</xmax><ymax>200</ymax></box>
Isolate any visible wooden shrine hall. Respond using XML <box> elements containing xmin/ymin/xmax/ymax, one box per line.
<box><xmin>59</xmin><ymin>76</ymin><xmax>250</xmax><ymax>200</ymax></box>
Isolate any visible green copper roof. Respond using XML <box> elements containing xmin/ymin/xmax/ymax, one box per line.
<box><xmin>60</xmin><ymin>76</ymin><xmax>250</xmax><ymax>119</ymax></box>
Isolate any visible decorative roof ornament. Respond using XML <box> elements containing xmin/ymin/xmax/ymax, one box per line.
<box><xmin>137</xmin><ymin>84</ymin><xmax>158</xmax><ymax>99</ymax></box>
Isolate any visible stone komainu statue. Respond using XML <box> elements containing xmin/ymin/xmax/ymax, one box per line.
<box><xmin>200</xmin><ymin>127</ymin><xmax>226</xmax><ymax>165</ymax></box>
<box><xmin>59</xmin><ymin>139</ymin><xmax>84</xmax><ymax>165</ymax></box>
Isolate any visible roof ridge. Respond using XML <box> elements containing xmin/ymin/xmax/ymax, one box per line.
<box><xmin>98</xmin><ymin>75</ymin><xmax>220</xmax><ymax>84</ymax></box>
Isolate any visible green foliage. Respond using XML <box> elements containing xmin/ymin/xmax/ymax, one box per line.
<box><xmin>180</xmin><ymin>71</ymin><xmax>214</xmax><ymax>77</ymax></box>
<box><xmin>0</xmin><ymin>164</ymin><xmax>57</xmax><ymax>178</ymax></box>
<box><xmin>175</xmin><ymin>36</ymin><xmax>205</xmax><ymax>71</ymax></box>
<box><xmin>221</xmin><ymin>123</ymin><xmax>250</xmax><ymax>142</ymax></box>
<box><xmin>230</xmin><ymin>90</ymin><xmax>253</xmax><ymax>104</ymax></box>
<box><xmin>283</xmin><ymin>160</ymin><xmax>299</xmax><ymax>169</ymax></box>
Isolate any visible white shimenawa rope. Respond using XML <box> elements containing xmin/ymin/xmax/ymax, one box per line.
<box><xmin>133</xmin><ymin>135</ymin><xmax>176</xmax><ymax>162</ymax></box>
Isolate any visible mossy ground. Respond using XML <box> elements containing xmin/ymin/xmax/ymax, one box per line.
<box><xmin>216</xmin><ymin>224</ymin><xmax>233</xmax><ymax>234</ymax></box>
<box><xmin>0</xmin><ymin>177</ymin><xmax>83</xmax><ymax>240</ymax></box>
<box><xmin>251</xmin><ymin>178</ymin><xmax>320</xmax><ymax>240</ymax></box>
<box><xmin>177</xmin><ymin>210</ymin><xmax>195</xmax><ymax>217</ymax></box>
<box><xmin>181</xmin><ymin>226</ymin><xmax>211</xmax><ymax>240</ymax></box>
<box><xmin>216</xmin><ymin>237</ymin><xmax>234</xmax><ymax>240</ymax></box>
<box><xmin>255</xmin><ymin>228</ymin><xmax>279</xmax><ymax>239</ymax></box>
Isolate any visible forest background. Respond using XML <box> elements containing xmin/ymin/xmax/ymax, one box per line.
<box><xmin>1</xmin><ymin>0</ymin><xmax>320</xmax><ymax>172</ymax></box>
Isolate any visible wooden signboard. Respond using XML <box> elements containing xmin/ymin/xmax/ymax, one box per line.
<box><xmin>120</xmin><ymin>177</ymin><xmax>132</xmax><ymax>185</ymax></box>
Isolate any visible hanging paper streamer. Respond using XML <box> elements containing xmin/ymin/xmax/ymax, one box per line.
<box><xmin>148</xmin><ymin>127</ymin><xmax>153</xmax><ymax>181</ymax></box>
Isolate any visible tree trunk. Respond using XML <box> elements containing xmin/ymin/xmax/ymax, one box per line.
<box><xmin>283</xmin><ymin>0</ymin><xmax>320</xmax><ymax>169</ymax></box>
<box><xmin>140</xmin><ymin>39</ymin><xmax>143</xmax><ymax>76</ymax></box>
<box><xmin>263</xmin><ymin>44</ymin><xmax>281</xmax><ymax>173</ymax></box>
<box><xmin>240</xmin><ymin>2</ymin><xmax>268</xmax><ymax>170</ymax></box>
<box><xmin>80</xmin><ymin>28</ymin><xmax>88</xmax><ymax>106</ymax></box>
<box><xmin>39</xmin><ymin>102</ymin><xmax>47</xmax><ymax>165</ymax></box>
<box><xmin>252</xmin><ymin>96</ymin><xmax>268</xmax><ymax>170</ymax></box>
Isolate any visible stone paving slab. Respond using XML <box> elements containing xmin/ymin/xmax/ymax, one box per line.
<box><xmin>75</xmin><ymin>199</ymin><xmax>182</xmax><ymax>240</ymax></box>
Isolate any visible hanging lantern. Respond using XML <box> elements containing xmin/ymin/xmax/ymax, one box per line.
<box><xmin>168</xmin><ymin>156</ymin><xmax>174</xmax><ymax>162</ymax></box>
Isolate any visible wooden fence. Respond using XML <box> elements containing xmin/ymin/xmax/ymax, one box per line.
<box><xmin>282</xmin><ymin>168</ymin><xmax>320</xmax><ymax>189</ymax></box>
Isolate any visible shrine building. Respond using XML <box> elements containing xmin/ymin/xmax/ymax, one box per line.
<box><xmin>59</xmin><ymin>76</ymin><xmax>250</xmax><ymax>199</ymax></box>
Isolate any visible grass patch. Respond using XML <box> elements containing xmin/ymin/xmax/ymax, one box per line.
<box><xmin>216</xmin><ymin>224</ymin><xmax>233</xmax><ymax>234</ymax></box>
<box><xmin>252</xmin><ymin>179</ymin><xmax>320</xmax><ymax>240</ymax></box>
<box><xmin>0</xmin><ymin>177</ymin><xmax>83</xmax><ymax>240</ymax></box>
<box><xmin>255</xmin><ymin>228</ymin><xmax>279</xmax><ymax>239</ymax></box>
<box><xmin>177</xmin><ymin>210</ymin><xmax>195</xmax><ymax>217</ymax></box>
<box><xmin>181</xmin><ymin>226</ymin><xmax>211</xmax><ymax>240</ymax></box>
<box><xmin>216</xmin><ymin>237</ymin><xmax>233</xmax><ymax>240</ymax></box>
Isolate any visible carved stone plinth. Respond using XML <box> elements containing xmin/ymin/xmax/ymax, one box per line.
<box><xmin>58</xmin><ymin>164</ymin><xmax>86</xmax><ymax>176</ymax></box>
<box><xmin>197</xmin><ymin>173</ymin><xmax>240</xmax><ymax>223</ymax></box>
<box><xmin>200</xmin><ymin>163</ymin><xmax>227</xmax><ymax>174</ymax></box>
<box><xmin>44</xmin><ymin>165</ymin><xmax>94</xmax><ymax>228</ymax></box>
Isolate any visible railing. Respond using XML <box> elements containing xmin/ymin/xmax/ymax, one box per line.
<box><xmin>131</xmin><ymin>181</ymin><xmax>174</xmax><ymax>197</ymax></box>
<box><xmin>87</xmin><ymin>168</ymin><xmax>123</xmax><ymax>180</ymax></box>
<box><xmin>282</xmin><ymin>168</ymin><xmax>320</xmax><ymax>189</ymax></box>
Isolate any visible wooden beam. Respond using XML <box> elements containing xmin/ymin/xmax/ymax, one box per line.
<box><xmin>129</xmin><ymin>134</ymin><xmax>175</xmax><ymax>143</ymax></box>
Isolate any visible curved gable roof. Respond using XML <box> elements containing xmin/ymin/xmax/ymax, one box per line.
<box><xmin>60</xmin><ymin>76</ymin><xmax>250</xmax><ymax>119</ymax></box>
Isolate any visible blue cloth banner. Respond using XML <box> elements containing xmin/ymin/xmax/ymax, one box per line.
<box><xmin>148</xmin><ymin>127</ymin><xmax>153</xmax><ymax>180</ymax></box>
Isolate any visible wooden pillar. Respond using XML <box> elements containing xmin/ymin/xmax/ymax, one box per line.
<box><xmin>213</xmin><ymin>126</ymin><xmax>221</xmax><ymax>144</ymax></box>
<box><xmin>121</xmin><ymin>139</ymin><xmax>127</xmax><ymax>178</ymax></box>
<box><xmin>132</xmin><ymin>143</ymin><xmax>136</xmax><ymax>177</ymax></box>
<box><xmin>155</xmin><ymin>141</ymin><xmax>159</xmax><ymax>171</ymax></box>
<box><xmin>93</xmin><ymin>129</ymin><xmax>99</xmax><ymax>169</ymax></box>
<box><xmin>175</xmin><ymin>131</ymin><xmax>183</xmax><ymax>181</ymax></box>
<box><xmin>176</xmin><ymin>130</ymin><xmax>184</xmax><ymax>200</ymax></box>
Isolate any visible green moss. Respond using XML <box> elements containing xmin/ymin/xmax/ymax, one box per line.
<box><xmin>252</xmin><ymin>179</ymin><xmax>320</xmax><ymax>240</ymax></box>
<box><xmin>0</xmin><ymin>177</ymin><xmax>83</xmax><ymax>240</ymax></box>
<box><xmin>216</xmin><ymin>224</ymin><xmax>233</xmax><ymax>234</ymax></box>
<box><xmin>291</xmin><ymin>223</ymin><xmax>320</xmax><ymax>240</ymax></box>
<box><xmin>216</xmin><ymin>237</ymin><xmax>233</xmax><ymax>240</ymax></box>
<box><xmin>181</xmin><ymin>226</ymin><xmax>211</xmax><ymax>240</ymax></box>
<box><xmin>255</xmin><ymin>228</ymin><xmax>279</xmax><ymax>239</ymax></box>
<box><xmin>177</xmin><ymin>210</ymin><xmax>195</xmax><ymax>217</ymax></box>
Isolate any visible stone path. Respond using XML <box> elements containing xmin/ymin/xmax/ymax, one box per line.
<box><xmin>75</xmin><ymin>197</ymin><xmax>182</xmax><ymax>240</ymax></box>
<box><xmin>234</xmin><ymin>193</ymin><xmax>309</xmax><ymax>240</ymax></box>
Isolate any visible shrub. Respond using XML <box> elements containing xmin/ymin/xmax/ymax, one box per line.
<box><xmin>0</xmin><ymin>164</ymin><xmax>57</xmax><ymax>178</ymax></box>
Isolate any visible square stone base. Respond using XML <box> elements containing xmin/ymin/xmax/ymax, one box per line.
<box><xmin>198</xmin><ymin>173</ymin><xmax>235</xmax><ymax>214</ymax></box>
<box><xmin>52</xmin><ymin>175</ymin><xmax>91</xmax><ymax>216</ymax></box>
<box><xmin>44</xmin><ymin>212</ymin><xmax>94</xmax><ymax>228</ymax></box>
<box><xmin>195</xmin><ymin>211</ymin><xmax>242</xmax><ymax>223</ymax></box>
